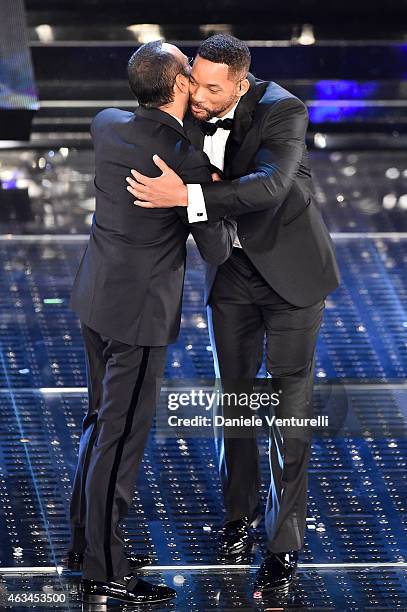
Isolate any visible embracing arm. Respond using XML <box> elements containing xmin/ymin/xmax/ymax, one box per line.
<box><xmin>200</xmin><ymin>98</ymin><xmax>309</xmax><ymax>222</ymax></box>
<box><xmin>174</xmin><ymin>148</ymin><xmax>237</xmax><ymax>265</ymax></box>
<box><xmin>185</xmin><ymin>216</ymin><xmax>237</xmax><ymax>265</ymax></box>
<box><xmin>126</xmin><ymin>98</ymin><xmax>308</xmax><ymax>222</ymax></box>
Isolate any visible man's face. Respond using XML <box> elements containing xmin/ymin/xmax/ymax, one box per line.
<box><xmin>188</xmin><ymin>56</ymin><xmax>243</xmax><ymax>121</ymax></box>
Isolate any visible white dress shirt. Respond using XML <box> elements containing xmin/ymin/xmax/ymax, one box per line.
<box><xmin>186</xmin><ymin>102</ymin><xmax>242</xmax><ymax>248</ymax></box>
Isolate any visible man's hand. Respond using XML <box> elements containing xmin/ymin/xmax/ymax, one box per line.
<box><xmin>126</xmin><ymin>155</ymin><xmax>187</xmax><ymax>208</ymax></box>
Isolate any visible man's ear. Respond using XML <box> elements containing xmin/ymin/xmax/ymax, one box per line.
<box><xmin>237</xmin><ymin>78</ymin><xmax>250</xmax><ymax>98</ymax></box>
<box><xmin>175</xmin><ymin>73</ymin><xmax>189</xmax><ymax>95</ymax></box>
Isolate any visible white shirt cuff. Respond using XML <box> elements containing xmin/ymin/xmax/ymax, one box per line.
<box><xmin>186</xmin><ymin>183</ymin><xmax>208</xmax><ymax>223</ymax></box>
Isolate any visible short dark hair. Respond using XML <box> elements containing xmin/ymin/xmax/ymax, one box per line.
<box><xmin>127</xmin><ymin>40</ymin><xmax>186</xmax><ymax>108</ymax></box>
<box><xmin>197</xmin><ymin>34</ymin><xmax>251</xmax><ymax>79</ymax></box>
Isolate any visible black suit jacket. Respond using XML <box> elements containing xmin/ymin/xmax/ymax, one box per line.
<box><xmin>184</xmin><ymin>74</ymin><xmax>341</xmax><ymax>307</ymax></box>
<box><xmin>69</xmin><ymin>106</ymin><xmax>236</xmax><ymax>346</ymax></box>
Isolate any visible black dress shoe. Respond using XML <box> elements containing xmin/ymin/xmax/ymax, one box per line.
<box><xmin>218</xmin><ymin>508</ymin><xmax>262</xmax><ymax>556</ymax></box>
<box><xmin>65</xmin><ymin>550</ymin><xmax>151</xmax><ymax>571</ymax></box>
<box><xmin>253</xmin><ymin>550</ymin><xmax>299</xmax><ymax>595</ymax></box>
<box><xmin>81</xmin><ymin>573</ymin><xmax>176</xmax><ymax>605</ymax></box>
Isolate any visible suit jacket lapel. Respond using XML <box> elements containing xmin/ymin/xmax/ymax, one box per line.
<box><xmin>224</xmin><ymin>73</ymin><xmax>268</xmax><ymax>178</ymax></box>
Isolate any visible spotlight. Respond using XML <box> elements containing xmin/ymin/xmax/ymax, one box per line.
<box><xmin>296</xmin><ymin>24</ymin><xmax>316</xmax><ymax>46</ymax></box>
<box><xmin>126</xmin><ymin>24</ymin><xmax>163</xmax><ymax>44</ymax></box>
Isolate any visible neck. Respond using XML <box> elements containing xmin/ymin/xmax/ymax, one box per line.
<box><xmin>159</xmin><ymin>100</ymin><xmax>185</xmax><ymax>123</ymax></box>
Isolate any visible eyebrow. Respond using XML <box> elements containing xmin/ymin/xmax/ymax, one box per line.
<box><xmin>190</xmin><ymin>75</ymin><xmax>222</xmax><ymax>88</ymax></box>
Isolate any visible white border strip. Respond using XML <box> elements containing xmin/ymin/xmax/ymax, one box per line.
<box><xmin>141</xmin><ymin>562</ymin><xmax>407</xmax><ymax>570</ymax></box>
<box><xmin>1</xmin><ymin>562</ymin><xmax>406</xmax><ymax>575</ymax></box>
<box><xmin>0</xmin><ymin>566</ymin><xmax>59</xmax><ymax>574</ymax></box>
<box><xmin>36</xmin><ymin>99</ymin><xmax>407</xmax><ymax>109</ymax></box>
<box><xmin>332</xmin><ymin>233</ymin><xmax>407</xmax><ymax>239</ymax></box>
<box><xmin>0</xmin><ymin>235</ymin><xmax>90</xmax><ymax>241</ymax></box>
<box><xmin>39</xmin><ymin>388</ymin><xmax>88</xmax><ymax>394</ymax></box>
<box><xmin>38</xmin><ymin>100</ymin><xmax>138</xmax><ymax>108</ymax></box>
<box><xmin>29</xmin><ymin>40</ymin><xmax>407</xmax><ymax>48</ymax></box>
<box><xmin>308</xmin><ymin>100</ymin><xmax>407</xmax><ymax>107</ymax></box>
<box><xmin>0</xmin><ymin>233</ymin><xmax>407</xmax><ymax>242</ymax></box>
<box><xmin>0</xmin><ymin>382</ymin><xmax>405</xmax><ymax>395</ymax></box>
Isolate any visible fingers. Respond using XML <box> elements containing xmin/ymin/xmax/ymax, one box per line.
<box><xmin>152</xmin><ymin>154</ymin><xmax>170</xmax><ymax>173</ymax></box>
<box><xmin>126</xmin><ymin>176</ymin><xmax>138</xmax><ymax>189</ymax></box>
<box><xmin>130</xmin><ymin>168</ymin><xmax>151</xmax><ymax>185</ymax></box>
<box><xmin>126</xmin><ymin>179</ymin><xmax>156</xmax><ymax>206</ymax></box>
<box><xmin>128</xmin><ymin>156</ymin><xmax>169</xmax><ymax>185</ymax></box>
<box><xmin>128</xmin><ymin>157</ymin><xmax>168</xmax><ymax>186</ymax></box>
<box><xmin>133</xmin><ymin>201</ymin><xmax>154</xmax><ymax>208</ymax></box>
<box><xmin>126</xmin><ymin>180</ymin><xmax>150</xmax><ymax>200</ymax></box>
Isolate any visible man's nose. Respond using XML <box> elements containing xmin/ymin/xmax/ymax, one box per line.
<box><xmin>191</xmin><ymin>86</ymin><xmax>206</xmax><ymax>104</ymax></box>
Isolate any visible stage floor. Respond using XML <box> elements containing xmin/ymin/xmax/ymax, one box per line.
<box><xmin>0</xmin><ymin>147</ymin><xmax>406</xmax><ymax>610</ymax></box>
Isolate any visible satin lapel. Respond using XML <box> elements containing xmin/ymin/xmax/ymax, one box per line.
<box><xmin>224</xmin><ymin>73</ymin><xmax>268</xmax><ymax>178</ymax></box>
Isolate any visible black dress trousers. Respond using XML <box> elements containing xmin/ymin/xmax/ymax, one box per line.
<box><xmin>207</xmin><ymin>248</ymin><xmax>324</xmax><ymax>553</ymax></box>
<box><xmin>69</xmin><ymin>322</ymin><xmax>167</xmax><ymax>581</ymax></box>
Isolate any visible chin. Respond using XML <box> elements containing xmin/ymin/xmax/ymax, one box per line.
<box><xmin>191</xmin><ymin>107</ymin><xmax>210</xmax><ymax>121</ymax></box>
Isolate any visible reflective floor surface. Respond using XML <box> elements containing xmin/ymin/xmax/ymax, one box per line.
<box><xmin>0</xmin><ymin>145</ymin><xmax>406</xmax><ymax>610</ymax></box>
<box><xmin>0</xmin><ymin>232</ymin><xmax>405</xmax><ymax>609</ymax></box>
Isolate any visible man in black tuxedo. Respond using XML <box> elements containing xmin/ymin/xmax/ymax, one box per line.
<box><xmin>126</xmin><ymin>34</ymin><xmax>341</xmax><ymax>595</ymax></box>
<box><xmin>67</xmin><ymin>40</ymin><xmax>236</xmax><ymax>606</ymax></box>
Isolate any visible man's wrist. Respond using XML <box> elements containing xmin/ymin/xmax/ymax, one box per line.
<box><xmin>177</xmin><ymin>184</ymin><xmax>188</xmax><ymax>207</ymax></box>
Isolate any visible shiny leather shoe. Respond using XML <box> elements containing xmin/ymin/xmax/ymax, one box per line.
<box><xmin>253</xmin><ymin>550</ymin><xmax>299</xmax><ymax>595</ymax></box>
<box><xmin>218</xmin><ymin>508</ymin><xmax>262</xmax><ymax>556</ymax></box>
<box><xmin>65</xmin><ymin>550</ymin><xmax>151</xmax><ymax>571</ymax></box>
<box><xmin>81</xmin><ymin>573</ymin><xmax>176</xmax><ymax>605</ymax></box>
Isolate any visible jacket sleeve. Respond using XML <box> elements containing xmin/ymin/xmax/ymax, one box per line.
<box><xmin>199</xmin><ymin>98</ymin><xmax>309</xmax><ymax>222</ymax></box>
<box><xmin>186</xmin><ymin>216</ymin><xmax>237</xmax><ymax>265</ymax></box>
<box><xmin>175</xmin><ymin>147</ymin><xmax>237</xmax><ymax>265</ymax></box>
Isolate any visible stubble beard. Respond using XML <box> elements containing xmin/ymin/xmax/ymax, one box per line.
<box><xmin>190</xmin><ymin>93</ymin><xmax>237</xmax><ymax>122</ymax></box>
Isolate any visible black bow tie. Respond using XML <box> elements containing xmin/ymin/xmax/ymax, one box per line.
<box><xmin>200</xmin><ymin>117</ymin><xmax>234</xmax><ymax>136</ymax></box>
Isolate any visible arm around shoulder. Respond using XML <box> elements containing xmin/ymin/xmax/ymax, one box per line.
<box><xmin>201</xmin><ymin>98</ymin><xmax>309</xmax><ymax>221</ymax></box>
<box><xmin>175</xmin><ymin>143</ymin><xmax>237</xmax><ymax>264</ymax></box>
